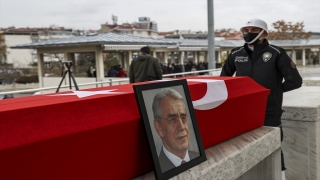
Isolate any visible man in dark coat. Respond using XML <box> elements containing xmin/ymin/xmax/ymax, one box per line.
<box><xmin>129</xmin><ymin>46</ymin><xmax>162</xmax><ymax>83</ymax></box>
<box><xmin>107</xmin><ymin>66</ymin><xmax>117</xmax><ymax>77</ymax></box>
<box><xmin>152</xmin><ymin>88</ymin><xmax>199</xmax><ymax>173</ymax></box>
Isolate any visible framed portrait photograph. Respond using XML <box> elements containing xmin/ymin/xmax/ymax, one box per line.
<box><xmin>133</xmin><ymin>79</ymin><xmax>206</xmax><ymax>180</ymax></box>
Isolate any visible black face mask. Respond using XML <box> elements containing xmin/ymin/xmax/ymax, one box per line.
<box><xmin>243</xmin><ymin>33</ymin><xmax>260</xmax><ymax>45</ymax></box>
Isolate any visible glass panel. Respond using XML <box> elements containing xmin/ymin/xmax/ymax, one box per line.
<box><xmin>74</xmin><ymin>52</ymin><xmax>96</xmax><ymax>77</ymax></box>
<box><xmin>103</xmin><ymin>53</ymin><xmax>120</xmax><ymax>77</ymax></box>
<box><xmin>42</xmin><ymin>53</ymin><xmax>64</xmax><ymax>77</ymax></box>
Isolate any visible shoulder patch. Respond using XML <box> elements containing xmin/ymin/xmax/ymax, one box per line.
<box><xmin>269</xmin><ymin>45</ymin><xmax>281</xmax><ymax>54</ymax></box>
<box><xmin>291</xmin><ymin>61</ymin><xmax>296</xmax><ymax>68</ymax></box>
<box><xmin>231</xmin><ymin>47</ymin><xmax>244</xmax><ymax>55</ymax></box>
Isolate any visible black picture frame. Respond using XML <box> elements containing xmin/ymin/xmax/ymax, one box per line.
<box><xmin>133</xmin><ymin>79</ymin><xmax>206</xmax><ymax>180</ymax></box>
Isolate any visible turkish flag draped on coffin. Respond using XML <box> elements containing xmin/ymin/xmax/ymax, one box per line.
<box><xmin>0</xmin><ymin>76</ymin><xmax>269</xmax><ymax>180</ymax></box>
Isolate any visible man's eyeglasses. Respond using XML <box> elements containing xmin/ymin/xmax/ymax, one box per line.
<box><xmin>159</xmin><ymin>115</ymin><xmax>188</xmax><ymax>125</ymax></box>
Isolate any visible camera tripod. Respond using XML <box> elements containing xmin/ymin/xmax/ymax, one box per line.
<box><xmin>56</xmin><ymin>62</ymin><xmax>79</xmax><ymax>93</ymax></box>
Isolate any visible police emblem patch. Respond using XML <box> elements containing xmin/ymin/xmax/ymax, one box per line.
<box><xmin>262</xmin><ymin>52</ymin><xmax>272</xmax><ymax>62</ymax></box>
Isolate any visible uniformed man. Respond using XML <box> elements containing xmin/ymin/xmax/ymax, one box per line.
<box><xmin>220</xmin><ymin>19</ymin><xmax>303</xmax><ymax>180</ymax></box>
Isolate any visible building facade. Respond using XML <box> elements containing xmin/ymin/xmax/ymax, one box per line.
<box><xmin>1</xmin><ymin>27</ymin><xmax>86</xmax><ymax>68</ymax></box>
<box><xmin>10</xmin><ymin>33</ymin><xmax>320</xmax><ymax>88</ymax></box>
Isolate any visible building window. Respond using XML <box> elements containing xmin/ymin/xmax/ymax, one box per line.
<box><xmin>44</xmin><ymin>62</ymin><xmax>51</xmax><ymax>68</ymax></box>
<box><xmin>32</xmin><ymin>54</ymin><xmax>37</xmax><ymax>61</ymax></box>
<box><xmin>121</xmin><ymin>31</ymin><xmax>132</xmax><ymax>34</ymax></box>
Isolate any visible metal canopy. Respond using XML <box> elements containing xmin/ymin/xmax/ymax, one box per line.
<box><xmin>9</xmin><ymin>32</ymin><xmax>320</xmax><ymax>49</ymax></box>
<box><xmin>10</xmin><ymin>33</ymin><xmax>177</xmax><ymax>49</ymax></box>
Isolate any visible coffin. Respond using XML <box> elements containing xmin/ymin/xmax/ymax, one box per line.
<box><xmin>0</xmin><ymin>76</ymin><xmax>269</xmax><ymax>180</ymax></box>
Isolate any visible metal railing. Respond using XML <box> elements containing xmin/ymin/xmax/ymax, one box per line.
<box><xmin>0</xmin><ymin>68</ymin><xmax>222</xmax><ymax>96</ymax></box>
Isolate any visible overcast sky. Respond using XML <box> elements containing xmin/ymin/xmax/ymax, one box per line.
<box><xmin>0</xmin><ymin>0</ymin><xmax>319</xmax><ymax>32</ymax></box>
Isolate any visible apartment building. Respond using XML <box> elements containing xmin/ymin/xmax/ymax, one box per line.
<box><xmin>1</xmin><ymin>26</ymin><xmax>85</xmax><ymax>68</ymax></box>
<box><xmin>98</xmin><ymin>16</ymin><xmax>159</xmax><ymax>38</ymax></box>
<box><xmin>160</xmin><ymin>29</ymin><xmax>242</xmax><ymax>40</ymax></box>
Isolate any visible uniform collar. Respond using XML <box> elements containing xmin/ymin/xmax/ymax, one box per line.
<box><xmin>244</xmin><ymin>39</ymin><xmax>269</xmax><ymax>51</ymax></box>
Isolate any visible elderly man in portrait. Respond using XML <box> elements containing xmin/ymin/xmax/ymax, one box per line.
<box><xmin>152</xmin><ymin>88</ymin><xmax>199</xmax><ymax>173</ymax></box>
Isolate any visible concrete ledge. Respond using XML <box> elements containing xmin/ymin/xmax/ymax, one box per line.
<box><xmin>282</xmin><ymin>86</ymin><xmax>320</xmax><ymax>121</ymax></box>
<box><xmin>237</xmin><ymin>148</ymin><xmax>281</xmax><ymax>180</ymax></box>
<box><xmin>134</xmin><ymin>126</ymin><xmax>281</xmax><ymax>180</ymax></box>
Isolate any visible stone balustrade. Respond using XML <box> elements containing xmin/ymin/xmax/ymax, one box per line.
<box><xmin>282</xmin><ymin>86</ymin><xmax>320</xmax><ymax>180</ymax></box>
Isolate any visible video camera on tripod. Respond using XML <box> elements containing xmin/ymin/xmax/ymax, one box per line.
<box><xmin>56</xmin><ymin>61</ymin><xmax>79</xmax><ymax>93</ymax></box>
<box><xmin>63</xmin><ymin>61</ymin><xmax>73</xmax><ymax>69</ymax></box>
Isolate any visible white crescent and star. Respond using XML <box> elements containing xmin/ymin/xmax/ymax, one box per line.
<box><xmin>187</xmin><ymin>79</ymin><xmax>228</xmax><ymax>110</ymax></box>
<box><xmin>49</xmin><ymin>79</ymin><xmax>228</xmax><ymax>110</ymax></box>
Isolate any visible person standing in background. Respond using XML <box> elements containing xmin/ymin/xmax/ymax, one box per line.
<box><xmin>129</xmin><ymin>46</ymin><xmax>162</xmax><ymax>83</ymax></box>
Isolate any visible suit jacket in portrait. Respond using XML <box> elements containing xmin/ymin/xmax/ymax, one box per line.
<box><xmin>158</xmin><ymin>147</ymin><xmax>199</xmax><ymax>173</ymax></box>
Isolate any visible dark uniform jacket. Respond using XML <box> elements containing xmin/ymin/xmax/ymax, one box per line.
<box><xmin>158</xmin><ymin>148</ymin><xmax>199</xmax><ymax>173</ymax></box>
<box><xmin>221</xmin><ymin>40</ymin><xmax>302</xmax><ymax>126</ymax></box>
<box><xmin>129</xmin><ymin>53</ymin><xmax>163</xmax><ymax>83</ymax></box>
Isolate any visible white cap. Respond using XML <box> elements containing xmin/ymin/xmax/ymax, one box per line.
<box><xmin>240</xmin><ymin>19</ymin><xmax>269</xmax><ymax>37</ymax></box>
